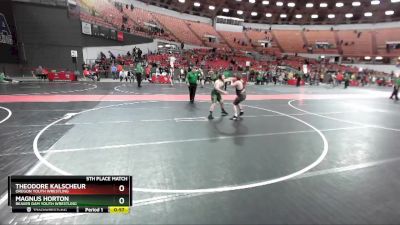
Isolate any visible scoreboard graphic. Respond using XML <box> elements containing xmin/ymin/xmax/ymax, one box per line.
<box><xmin>8</xmin><ymin>176</ymin><xmax>132</xmax><ymax>213</ymax></box>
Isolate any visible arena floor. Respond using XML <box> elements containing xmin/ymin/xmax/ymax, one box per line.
<box><xmin>0</xmin><ymin>81</ymin><xmax>399</xmax><ymax>224</ymax></box>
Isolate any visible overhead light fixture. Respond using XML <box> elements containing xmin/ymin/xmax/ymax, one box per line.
<box><xmin>311</xmin><ymin>14</ymin><xmax>319</xmax><ymax>19</ymax></box>
<box><xmin>376</xmin><ymin>56</ymin><xmax>383</xmax><ymax>60</ymax></box>
<box><xmin>364</xmin><ymin>12</ymin><xmax>373</xmax><ymax>17</ymax></box>
<box><xmin>398</xmin><ymin>56</ymin><xmax>400</xmax><ymax>60</ymax></box>
<box><xmin>178</xmin><ymin>0</ymin><xmax>185</xmax><ymax>3</ymax></box>
<box><xmin>328</xmin><ymin>14</ymin><xmax>336</xmax><ymax>18</ymax></box>
<box><xmin>345</xmin><ymin>13</ymin><xmax>354</xmax><ymax>18</ymax></box>
<box><xmin>295</xmin><ymin>14</ymin><xmax>303</xmax><ymax>19</ymax></box>
<box><xmin>371</xmin><ymin>0</ymin><xmax>380</xmax><ymax>5</ymax></box>
<box><xmin>251</xmin><ymin>12</ymin><xmax>258</xmax><ymax>16</ymax></box>
<box><xmin>262</xmin><ymin>0</ymin><xmax>269</xmax><ymax>5</ymax></box>
<box><xmin>320</xmin><ymin>3</ymin><xmax>328</xmax><ymax>7</ymax></box>
<box><xmin>392</xmin><ymin>0</ymin><xmax>400</xmax><ymax>2</ymax></box>
<box><xmin>288</xmin><ymin>2</ymin><xmax>295</xmax><ymax>7</ymax></box>
<box><xmin>249</xmin><ymin>0</ymin><xmax>256</xmax><ymax>3</ymax></box>
<box><xmin>237</xmin><ymin>10</ymin><xmax>243</xmax><ymax>15</ymax></box>
<box><xmin>158</xmin><ymin>45</ymin><xmax>164</xmax><ymax>48</ymax></box>
<box><xmin>306</xmin><ymin>3</ymin><xmax>314</xmax><ymax>8</ymax></box>
<box><xmin>365</xmin><ymin>56</ymin><xmax>371</xmax><ymax>60</ymax></box>
<box><xmin>336</xmin><ymin>2</ymin><xmax>344</xmax><ymax>7</ymax></box>
<box><xmin>321</xmin><ymin>55</ymin><xmax>325</xmax><ymax>59</ymax></box>
<box><xmin>265</xmin><ymin>13</ymin><xmax>272</xmax><ymax>17</ymax></box>
<box><xmin>222</xmin><ymin>8</ymin><xmax>229</xmax><ymax>12</ymax></box>
<box><xmin>385</xmin><ymin>10</ymin><xmax>395</xmax><ymax>15</ymax></box>
<box><xmin>352</xmin><ymin>1</ymin><xmax>361</xmax><ymax>6</ymax></box>
<box><xmin>165</xmin><ymin>44</ymin><xmax>171</xmax><ymax>47</ymax></box>
<box><xmin>209</xmin><ymin>5</ymin><xmax>215</xmax><ymax>10</ymax></box>
<box><xmin>193</xmin><ymin>2</ymin><xmax>200</xmax><ymax>7</ymax></box>
<box><xmin>280</xmin><ymin>14</ymin><xmax>287</xmax><ymax>18</ymax></box>
<box><xmin>276</xmin><ymin>1</ymin><xmax>283</xmax><ymax>6</ymax></box>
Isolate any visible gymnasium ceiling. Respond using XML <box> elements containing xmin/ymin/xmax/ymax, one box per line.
<box><xmin>136</xmin><ymin>0</ymin><xmax>400</xmax><ymax>24</ymax></box>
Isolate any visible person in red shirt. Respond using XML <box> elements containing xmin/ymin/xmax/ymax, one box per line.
<box><xmin>337</xmin><ymin>71</ymin><xmax>344</xmax><ymax>85</ymax></box>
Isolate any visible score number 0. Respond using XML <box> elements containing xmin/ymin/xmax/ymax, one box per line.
<box><xmin>119</xmin><ymin>185</ymin><xmax>125</xmax><ymax>205</ymax></box>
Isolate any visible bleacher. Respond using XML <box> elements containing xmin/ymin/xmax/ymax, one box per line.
<box><xmin>153</xmin><ymin>14</ymin><xmax>203</xmax><ymax>46</ymax></box>
<box><xmin>272</xmin><ymin>30</ymin><xmax>306</xmax><ymax>53</ymax></box>
<box><xmin>303</xmin><ymin>30</ymin><xmax>339</xmax><ymax>54</ymax></box>
<box><xmin>375</xmin><ymin>28</ymin><xmax>400</xmax><ymax>56</ymax></box>
<box><xmin>218</xmin><ymin>31</ymin><xmax>254</xmax><ymax>51</ymax></box>
<box><xmin>337</xmin><ymin>30</ymin><xmax>373</xmax><ymax>56</ymax></box>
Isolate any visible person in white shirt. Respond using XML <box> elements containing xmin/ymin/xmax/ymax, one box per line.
<box><xmin>169</xmin><ymin>56</ymin><xmax>176</xmax><ymax>86</ymax></box>
<box><xmin>119</xmin><ymin>70</ymin><xmax>126</xmax><ymax>82</ymax></box>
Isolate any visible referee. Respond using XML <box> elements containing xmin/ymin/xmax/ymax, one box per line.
<box><xmin>186</xmin><ymin>67</ymin><xmax>200</xmax><ymax>103</ymax></box>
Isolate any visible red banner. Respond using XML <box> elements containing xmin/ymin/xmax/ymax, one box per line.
<box><xmin>117</xmin><ymin>32</ymin><xmax>124</xmax><ymax>42</ymax></box>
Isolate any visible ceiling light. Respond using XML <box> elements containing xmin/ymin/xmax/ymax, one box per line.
<box><xmin>178</xmin><ymin>0</ymin><xmax>185</xmax><ymax>3</ymax></box>
<box><xmin>392</xmin><ymin>0</ymin><xmax>400</xmax><ymax>2</ymax></box>
<box><xmin>209</xmin><ymin>5</ymin><xmax>215</xmax><ymax>10</ymax></box>
<box><xmin>249</xmin><ymin>0</ymin><xmax>256</xmax><ymax>3</ymax></box>
<box><xmin>345</xmin><ymin>13</ymin><xmax>354</xmax><ymax>18</ymax></box>
<box><xmin>262</xmin><ymin>0</ymin><xmax>269</xmax><ymax>4</ymax></box>
<box><xmin>385</xmin><ymin>10</ymin><xmax>395</xmax><ymax>15</ymax></box>
<box><xmin>328</xmin><ymin>14</ymin><xmax>336</xmax><ymax>18</ymax></box>
<box><xmin>288</xmin><ymin>2</ymin><xmax>295</xmax><ymax>7</ymax></box>
<box><xmin>336</xmin><ymin>2</ymin><xmax>344</xmax><ymax>7</ymax></box>
<box><xmin>352</xmin><ymin>1</ymin><xmax>361</xmax><ymax>6</ymax></box>
<box><xmin>371</xmin><ymin>0</ymin><xmax>380</xmax><ymax>5</ymax></box>
<box><xmin>237</xmin><ymin>10</ymin><xmax>243</xmax><ymax>15</ymax></box>
<box><xmin>311</xmin><ymin>14</ymin><xmax>319</xmax><ymax>19</ymax></box>
<box><xmin>222</xmin><ymin>8</ymin><xmax>229</xmax><ymax>12</ymax></box>
<box><xmin>295</xmin><ymin>14</ymin><xmax>303</xmax><ymax>18</ymax></box>
<box><xmin>276</xmin><ymin>1</ymin><xmax>283</xmax><ymax>6</ymax></box>
<box><xmin>280</xmin><ymin>14</ymin><xmax>287</xmax><ymax>18</ymax></box>
<box><xmin>320</xmin><ymin>3</ymin><xmax>328</xmax><ymax>7</ymax></box>
<box><xmin>306</xmin><ymin>3</ymin><xmax>314</xmax><ymax>7</ymax></box>
<box><xmin>376</xmin><ymin>56</ymin><xmax>383</xmax><ymax>60</ymax></box>
<box><xmin>365</xmin><ymin>56</ymin><xmax>371</xmax><ymax>60</ymax></box>
<box><xmin>364</xmin><ymin>12</ymin><xmax>373</xmax><ymax>16</ymax></box>
<box><xmin>251</xmin><ymin>12</ymin><xmax>258</xmax><ymax>16</ymax></box>
<box><xmin>265</xmin><ymin>13</ymin><xmax>272</xmax><ymax>17</ymax></box>
<box><xmin>193</xmin><ymin>2</ymin><xmax>200</xmax><ymax>7</ymax></box>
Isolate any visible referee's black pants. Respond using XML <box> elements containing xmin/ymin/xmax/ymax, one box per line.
<box><xmin>188</xmin><ymin>83</ymin><xmax>197</xmax><ymax>102</ymax></box>
<box><xmin>390</xmin><ymin>86</ymin><xmax>399</xmax><ymax>100</ymax></box>
<box><xmin>136</xmin><ymin>73</ymin><xmax>142</xmax><ymax>87</ymax></box>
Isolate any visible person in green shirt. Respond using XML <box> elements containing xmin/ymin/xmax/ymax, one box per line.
<box><xmin>208</xmin><ymin>74</ymin><xmax>229</xmax><ymax>120</ymax></box>
<box><xmin>389</xmin><ymin>75</ymin><xmax>400</xmax><ymax>101</ymax></box>
<box><xmin>135</xmin><ymin>62</ymin><xmax>144</xmax><ymax>88</ymax></box>
<box><xmin>0</xmin><ymin>72</ymin><xmax>5</xmax><ymax>83</ymax></box>
<box><xmin>0</xmin><ymin>72</ymin><xmax>18</xmax><ymax>83</ymax></box>
<box><xmin>186</xmin><ymin>67</ymin><xmax>200</xmax><ymax>103</ymax></box>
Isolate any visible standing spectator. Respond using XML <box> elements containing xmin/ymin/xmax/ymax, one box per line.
<box><xmin>135</xmin><ymin>62</ymin><xmax>144</xmax><ymax>87</ymax></box>
<box><xmin>111</xmin><ymin>64</ymin><xmax>117</xmax><ymax>80</ymax></box>
<box><xmin>389</xmin><ymin>74</ymin><xmax>400</xmax><ymax>101</ymax></box>
<box><xmin>296</xmin><ymin>73</ymin><xmax>302</xmax><ymax>87</ymax></box>
<box><xmin>186</xmin><ymin>68</ymin><xmax>200</xmax><ymax>103</ymax></box>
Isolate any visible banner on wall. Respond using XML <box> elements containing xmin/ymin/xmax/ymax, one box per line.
<box><xmin>81</xmin><ymin>21</ymin><xmax>92</xmax><ymax>35</ymax></box>
<box><xmin>117</xmin><ymin>31</ymin><xmax>124</xmax><ymax>42</ymax></box>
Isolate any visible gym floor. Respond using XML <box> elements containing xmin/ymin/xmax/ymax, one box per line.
<box><xmin>0</xmin><ymin>81</ymin><xmax>399</xmax><ymax>224</ymax></box>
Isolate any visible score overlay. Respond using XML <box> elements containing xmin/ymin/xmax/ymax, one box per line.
<box><xmin>8</xmin><ymin>176</ymin><xmax>132</xmax><ymax>213</ymax></box>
